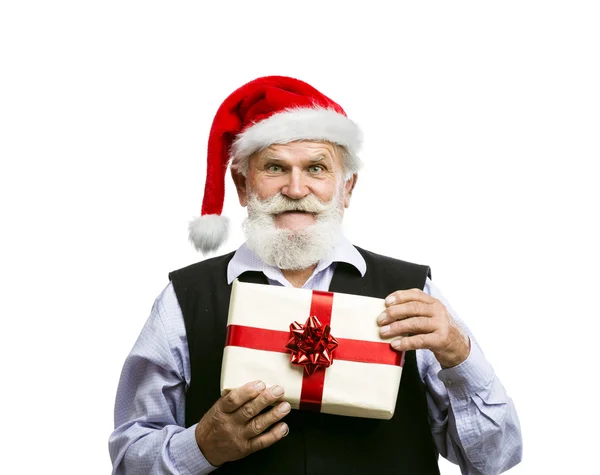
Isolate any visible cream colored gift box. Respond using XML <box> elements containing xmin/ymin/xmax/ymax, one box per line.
<box><xmin>220</xmin><ymin>280</ymin><xmax>404</xmax><ymax>420</ymax></box>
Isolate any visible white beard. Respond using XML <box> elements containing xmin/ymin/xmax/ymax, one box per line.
<box><xmin>243</xmin><ymin>188</ymin><xmax>345</xmax><ymax>270</ymax></box>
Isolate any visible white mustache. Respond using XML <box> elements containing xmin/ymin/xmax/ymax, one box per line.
<box><xmin>248</xmin><ymin>193</ymin><xmax>332</xmax><ymax>215</ymax></box>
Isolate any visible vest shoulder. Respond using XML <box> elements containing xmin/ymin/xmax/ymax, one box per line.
<box><xmin>354</xmin><ymin>246</ymin><xmax>431</xmax><ymax>279</ymax></box>
<box><xmin>168</xmin><ymin>251</ymin><xmax>235</xmax><ymax>282</ymax></box>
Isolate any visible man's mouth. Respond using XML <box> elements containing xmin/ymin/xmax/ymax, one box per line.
<box><xmin>276</xmin><ymin>210</ymin><xmax>316</xmax><ymax>216</ymax></box>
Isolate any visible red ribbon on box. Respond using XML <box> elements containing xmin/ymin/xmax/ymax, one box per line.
<box><xmin>225</xmin><ymin>290</ymin><xmax>403</xmax><ymax>412</ymax></box>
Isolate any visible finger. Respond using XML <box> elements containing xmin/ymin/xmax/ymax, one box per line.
<box><xmin>390</xmin><ymin>333</ymin><xmax>439</xmax><ymax>352</ymax></box>
<box><xmin>247</xmin><ymin>422</ymin><xmax>289</xmax><ymax>454</ymax></box>
<box><xmin>379</xmin><ymin>316</ymin><xmax>436</xmax><ymax>338</ymax></box>
<box><xmin>244</xmin><ymin>401</ymin><xmax>291</xmax><ymax>439</ymax></box>
<box><xmin>233</xmin><ymin>385</ymin><xmax>286</xmax><ymax>423</ymax></box>
<box><xmin>219</xmin><ymin>380</ymin><xmax>267</xmax><ymax>413</ymax></box>
<box><xmin>384</xmin><ymin>289</ymin><xmax>436</xmax><ymax>307</ymax></box>
<box><xmin>377</xmin><ymin>301</ymin><xmax>435</xmax><ymax>325</ymax></box>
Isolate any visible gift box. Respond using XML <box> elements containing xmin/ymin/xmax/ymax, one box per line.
<box><xmin>220</xmin><ymin>280</ymin><xmax>404</xmax><ymax>420</ymax></box>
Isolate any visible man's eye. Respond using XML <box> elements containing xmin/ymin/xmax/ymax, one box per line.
<box><xmin>308</xmin><ymin>165</ymin><xmax>324</xmax><ymax>174</ymax></box>
<box><xmin>266</xmin><ymin>164</ymin><xmax>282</xmax><ymax>173</ymax></box>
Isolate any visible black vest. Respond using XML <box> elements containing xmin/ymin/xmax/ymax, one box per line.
<box><xmin>169</xmin><ymin>246</ymin><xmax>440</xmax><ymax>474</ymax></box>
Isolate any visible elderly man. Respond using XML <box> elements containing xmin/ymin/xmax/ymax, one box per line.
<box><xmin>109</xmin><ymin>76</ymin><xmax>522</xmax><ymax>474</ymax></box>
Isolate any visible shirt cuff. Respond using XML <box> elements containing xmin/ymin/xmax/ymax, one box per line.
<box><xmin>170</xmin><ymin>424</ymin><xmax>218</xmax><ymax>475</ymax></box>
<box><xmin>436</xmin><ymin>339</ymin><xmax>495</xmax><ymax>398</ymax></box>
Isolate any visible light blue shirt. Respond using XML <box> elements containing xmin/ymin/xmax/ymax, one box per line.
<box><xmin>109</xmin><ymin>238</ymin><xmax>522</xmax><ymax>474</ymax></box>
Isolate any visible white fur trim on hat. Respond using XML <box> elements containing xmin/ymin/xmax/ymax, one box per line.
<box><xmin>231</xmin><ymin>108</ymin><xmax>362</xmax><ymax>160</ymax></box>
<box><xmin>188</xmin><ymin>214</ymin><xmax>230</xmax><ymax>254</ymax></box>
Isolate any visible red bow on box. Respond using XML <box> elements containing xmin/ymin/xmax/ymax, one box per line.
<box><xmin>285</xmin><ymin>315</ymin><xmax>339</xmax><ymax>375</ymax></box>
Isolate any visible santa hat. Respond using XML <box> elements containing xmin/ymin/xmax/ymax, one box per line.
<box><xmin>189</xmin><ymin>75</ymin><xmax>363</xmax><ymax>253</ymax></box>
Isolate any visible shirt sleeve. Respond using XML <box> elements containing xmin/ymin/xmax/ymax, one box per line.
<box><xmin>420</xmin><ymin>278</ymin><xmax>523</xmax><ymax>474</ymax></box>
<box><xmin>109</xmin><ymin>283</ymin><xmax>218</xmax><ymax>475</ymax></box>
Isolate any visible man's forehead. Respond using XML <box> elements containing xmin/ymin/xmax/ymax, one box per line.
<box><xmin>257</xmin><ymin>142</ymin><xmax>337</xmax><ymax>161</ymax></box>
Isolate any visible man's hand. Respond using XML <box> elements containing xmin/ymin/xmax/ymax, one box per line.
<box><xmin>195</xmin><ymin>381</ymin><xmax>290</xmax><ymax>467</ymax></box>
<box><xmin>377</xmin><ymin>289</ymin><xmax>470</xmax><ymax>368</ymax></box>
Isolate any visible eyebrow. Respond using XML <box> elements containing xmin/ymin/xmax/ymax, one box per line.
<box><xmin>260</xmin><ymin>153</ymin><xmax>327</xmax><ymax>162</ymax></box>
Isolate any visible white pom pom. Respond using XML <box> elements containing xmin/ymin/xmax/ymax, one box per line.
<box><xmin>188</xmin><ymin>214</ymin><xmax>230</xmax><ymax>254</ymax></box>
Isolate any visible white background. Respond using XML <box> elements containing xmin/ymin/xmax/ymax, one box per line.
<box><xmin>1</xmin><ymin>1</ymin><xmax>598</xmax><ymax>474</ymax></box>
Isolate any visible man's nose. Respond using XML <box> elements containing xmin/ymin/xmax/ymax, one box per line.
<box><xmin>281</xmin><ymin>168</ymin><xmax>310</xmax><ymax>199</ymax></box>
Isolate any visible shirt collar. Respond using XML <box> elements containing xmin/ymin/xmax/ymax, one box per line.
<box><xmin>226</xmin><ymin>235</ymin><xmax>366</xmax><ymax>285</ymax></box>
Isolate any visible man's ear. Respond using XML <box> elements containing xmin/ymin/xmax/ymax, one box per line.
<box><xmin>231</xmin><ymin>169</ymin><xmax>248</xmax><ymax>207</ymax></box>
<box><xmin>343</xmin><ymin>174</ymin><xmax>358</xmax><ymax>208</ymax></box>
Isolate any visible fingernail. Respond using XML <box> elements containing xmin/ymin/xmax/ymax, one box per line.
<box><xmin>380</xmin><ymin>325</ymin><xmax>390</xmax><ymax>335</ymax></box>
<box><xmin>280</xmin><ymin>402</ymin><xmax>291</xmax><ymax>413</ymax></box>
<box><xmin>377</xmin><ymin>312</ymin><xmax>387</xmax><ymax>324</ymax></box>
<box><xmin>255</xmin><ymin>381</ymin><xmax>266</xmax><ymax>391</ymax></box>
<box><xmin>280</xmin><ymin>424</ymin><xmax>289</xmax><ymax>437</ymax></box>
<box><xmin>271</xmin><ymin>385</ymin><xmax>284</xmax><ymax>396</ymax></box>
<box><xmin>385</xmin><ymin>296</ymin><xmax>396</xmax><ymax>305</ymax></box>
<box><xmin>391</xmin><ymin>339</ymin><xmax>402</xmax><ymax>349</ymax></box>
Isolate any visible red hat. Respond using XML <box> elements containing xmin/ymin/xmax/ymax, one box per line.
<box><xmin>189</xmin><ymin>75</ymin><xmax>362</xmax><ymax>253</ymax></box>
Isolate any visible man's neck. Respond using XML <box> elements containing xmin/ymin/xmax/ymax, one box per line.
<box><xmin>281</xmin><ymin>265</ymin><xmax>317</xmax><ymax>288</ymax></box>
